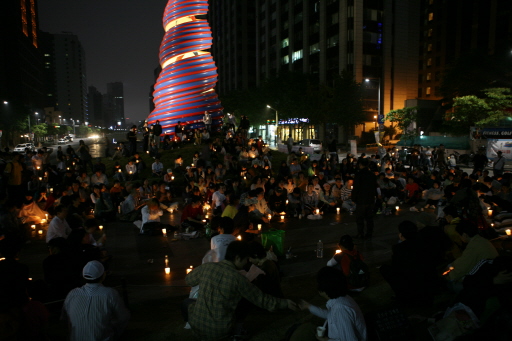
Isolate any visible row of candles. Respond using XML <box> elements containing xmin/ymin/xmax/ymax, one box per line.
<box><xmin>164</xmin><ymin>254</ymin><xmax>193</xmax><ymax>275</ymax></box>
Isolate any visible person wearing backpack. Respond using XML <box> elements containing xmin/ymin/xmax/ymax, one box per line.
<box><xmin>327</xmin><ymin>235</ymin><xmax>368</xmax><ymax>291</ymax></box>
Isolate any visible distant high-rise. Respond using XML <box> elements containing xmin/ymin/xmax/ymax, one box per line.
<box><xmin>209</xmin><ymin>0</ymin><xmax>420</xmax><ymax>139</ymax></box>
<box><xmin>209</xmin><ymin>0</ymin><xmax>258</xmax><ymax>95</ymax></box>
<box><xmin>87</xmin><ymin>86</ymin><xmax>103</xmax><ymax>126</ymax></box>
<box><xmin>42</xmin><ymin>32</ymin><xmax>87</xmax><ymax>124</ymax></box>
<box><xmin>417</xmin><ymin>0</ymin><xmax>512</xmax><ymax>100</ymax></box>
<box><xmin>106</xmin><ymin>82</ymin><xmax>125</xmax><ymax>128</ymax></box>
<box><xmin>0</xmin><ymin>0</ymin><xmax>45</xmax><ymax>130</ymax></box>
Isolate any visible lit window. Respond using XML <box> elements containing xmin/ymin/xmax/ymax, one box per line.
<box><xmin>327</xmin><ymin>35</ymin><xmax>338</xmax><ymax>48</ymax></box>
<box><xmin>282</xmin><ymin>56</ymin><xmax>289</xmax><ymax>65</ymax></box>
<box><xmin>426</xmin><ymin>87</ymin><xmax>431</xmax><ymax>95</ymax></box>
<box><xmin>426</xmin><ymin>73</ymin><xmax>431</xmax><ymax>81</ymax></box>
<box><xmin>44</xmin><ymin>54</ymin><xmax>50</xmax><ymax>57</ymax></box>
<box><xmin>427</xmin><ymin>44</ymin><xmax>433</xmax><ymax>52</ymax></box>
<box><xmin>281</xmin><ymin>38</ymin><xmax>289</xmax><ymax>48</ymax></box>
<box><xmin>292</xmin><ymin>50</ymin><xmax>303</xmax><ymax>62</ymax></box>
<box><xmin>427</xmin><ymin>58</ymin><xmax>432</xmax><ymax>66</ymax></box>
<box><xmin>428</xmin><ymin>13</ymin><xmax>434</xmax><ymax>21</ymax></box>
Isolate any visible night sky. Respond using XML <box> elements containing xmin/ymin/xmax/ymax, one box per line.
<box><xmin>38</xmin><ymin>0</ymin><xmax>168</xmax><ymax>122</ymax></box>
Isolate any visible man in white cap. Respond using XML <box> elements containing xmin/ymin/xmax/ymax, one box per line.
<box><xmin>62</xmin><ymin>260</ymin><xmax>130</xmax><ymax>341</ymax></box>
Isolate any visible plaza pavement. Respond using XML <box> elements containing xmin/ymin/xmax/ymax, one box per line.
<box><xmin>21</xmin><ymin>203</ymin><xmax>452</xmax><ymax>341</ymax></box>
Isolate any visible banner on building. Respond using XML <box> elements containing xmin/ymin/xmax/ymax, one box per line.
<box><xmin>487</xmin><ymin>139</ymin><xmax>512</xmax><ymax>160</ymax></box>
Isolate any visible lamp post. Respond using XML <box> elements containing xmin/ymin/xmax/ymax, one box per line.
<box><xmin>70</xmin><ymin>118</ymin><xmax>76</xmax><ymax>135</ymax></box>
<box><xmin>35</xmin><ymin>112</ymin><xmax>39</xmax><ymax>124</ymax></box>
<box><xmin>267</xmin><ymin>105</ymin><xmax>278</xmax><ymax>145</ymax></box>
<box><xmin>365</xmin><ymin>78</ymin><xmax>382</xmax><ymax>141</ymax></box>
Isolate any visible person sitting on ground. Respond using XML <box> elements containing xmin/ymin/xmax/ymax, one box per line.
<box><xmin>446</xmin><ymin>220</ymin><xmax>499</xmax><ymax>292</ymax></box>
<box><xmin>181</xmin><ymin>196</ymin><xmax>206</xmax><ymax>231</ymax></box>
<box><xmin>152</xmin><ymin>158</ymin><xmax>164</xmax><ymax>177</ymax></box>
<box><xmin>251</xmin><ymin>188</ymin><xmax>272</xmax><ymax>223</ymax></box>
<box><xmin>120</xmin><ymin>190</ymin><xmax>144</xmax><ymax>221</ymax></box>
<box><xmin>62</xmin><ymin>261</ymin><xmax>130</xmax><ymax>341</ymax></box>
<box><xmin>183</xmin><ymin>241</ymin><xmax>297</xmax><ymax>341</ymax></box>
<box><xmin>91</xmin><ymin>170</ymin><xmax>108</xmax><ymax>186</ymax></box>
<box><xmin>404</xmin><ymin>177</ymin><xmax>421</xmax><ymax>205</ymax></box>
<box><xmin>247</xmin><ymin>241</ymin><xmax>283</xmax><ymax>298</ymax></box>
<box><xmin>319</xmin><ymin>182</ymin><xmax>337</xmax><ymax>213</ymax></box>
<box><xmin>221</xmin><ymin>195</ymin><xmax>239</xmax><ymax>219</ymax></box>
<box><xmin>163</xmin><ymin>169</ymin><xmax>174</xmax><ymax>184</ymax></box>
<box><xmin>210</xmin><ymin>217</ymin><xmax>236</xmax><ymax>262</ymax></box>
<box><xmin>293</xmin><ymin>267</ymin><xmax>367</xmax><ymax>341</ymax></box>
<box><xmin>424</xmin><ymin>181</ymin><xmax>443</xmax><ymax>209</ymax></box>
<box><xmin>380</xmin><ymin>221</ymin><xmax>429</xmax><ymax>303</ymax></box>
<box><xmin>327</xmin><ymin>235</ymin><xmax>366</xmax><ymax>291</ymax></box>
<box><xmin>268</xmin><ymin>188</ymin><xmax>287</xmax><ymax>214</ymax></box>
<box><xmin>46</xmin><ymin>205</ymin><xmax>71</xmax><ymax>243</ymax></box>
<box><xmin>302</xmin><ymin>184</ymin><xmax>320</xmax><ymax>216</ymax></box>
<box><xmin>140</xmin><ymin>198</ymin><xmax>163</xmax><ymax>234</ymax></box>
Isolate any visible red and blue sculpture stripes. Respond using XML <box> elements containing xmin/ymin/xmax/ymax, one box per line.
<box><xmin>147</xmin><ymin>0</ymin><xmax>223</xmax><ymax>137</ymax></box>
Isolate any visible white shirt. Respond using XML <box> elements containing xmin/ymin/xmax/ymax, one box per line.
<box><xmin>46</xmin><ymin>216</ymin><xmax>72</xmax><ymax>243</ymax></box>
<box><xmin>152</xmin><ymin>162</ymin><xmax>163</xmax><ymax>173</ymax></box>
<box><xmin>211</xmin><ymin>191</ymin><xmax>226</xmax><ymax>208</ymax></box>
<box><xmin>62</xmin><ymin>283</ymin><xmax>130</xmax><ymax>341</ymax></box>
<box><xmin>125</xmin><ymin>163</ymin><xmax>137</xmax><ymax>174</ymax></box>
<box><xmin>141</xmin><ymin>205</ymin><xmax>163</xmax><ymax>225</ymax></box>
<box><xmin>91</xmin><ymin>173</ymin><xmax>108</xmax><ymax>185</ymax></box>
<box><xmin>309</xmin><ymin>296</ymin><xmax>367</xmax><ymax>341</ymax></box>
<box><xmin>210</xmin><ymin>234</ymin><xmax>237</xmax><ymax>262</ymax></box>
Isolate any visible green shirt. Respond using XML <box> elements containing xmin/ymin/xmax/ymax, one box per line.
<box><xmin>186</xmin><ymin>260</ymin><xmax>288</xmax><ymax>340</ymax></box>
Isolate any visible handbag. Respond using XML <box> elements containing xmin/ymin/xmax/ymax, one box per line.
<box><xmin>261</xmin><ymin>229</ymin><xmax>285</xmax><ymax>256</ymax></box>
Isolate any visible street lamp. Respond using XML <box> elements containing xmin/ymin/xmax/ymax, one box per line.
<box><xmin>267</xmin><ymin>105</ymin><xmax>278</xmax><ymax>145</ymax></box>
<box><xmin>365</xmin><ymin>78</ymin><xmax>382</xmax><ymax>140</ymax></box>
<box><xmin>3</xmin><ymin>101</ymin><xmax>7</xmax><ymax>105</ymax></box>
<box><xmin>70</xmin><ymin>118</ymin><xmax>76</xmax><ymax>135</ymax></box>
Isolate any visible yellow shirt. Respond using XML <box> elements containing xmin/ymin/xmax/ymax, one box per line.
<box><xmin>221</xmin><ymin>205</ymin><xmax>238</xmax><ymax>219</ymax></box>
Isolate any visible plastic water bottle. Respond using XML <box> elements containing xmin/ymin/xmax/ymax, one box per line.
<box><xmin>317</xmin><ymin>240</ymin><xmax>324</xmax><ymax>258</ymax></box>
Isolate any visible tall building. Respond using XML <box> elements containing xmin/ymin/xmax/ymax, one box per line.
<box><xmin>254</xmin><ymin>0</ymin><xmax>419</xmax><ymax>135</ymax></box>
<box><xmin>41</xmin><ymin>32</ymin><xmax>87</xmax><ymax>124</ymax></box>
<box><xmin>87</xmin><ymin>86</ymin><xmax>103</xmax><ymax>127</ymax></box>
<box><xmin>106</xmin><ymin>82</ymin><xmax>125</xmax><ymax>129</ymax></box>
<box><xmin>417</xmin><ymin>0</ymin><xmax>512</xmax><ymax>101</ymax></box>
<box><xmin>209</xmin><ymin>0</ymin><xmax>258</xmax><ymax>95</ymax></box>
<box><xmin>0</xmin><ymin>0</ymin><xmax>45</xmax><ymax>139</ymax></box>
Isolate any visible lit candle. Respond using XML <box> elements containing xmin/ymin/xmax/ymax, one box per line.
<box><xmin>202</xmin><ymin>219</ymin><xmax>206</xmax><ymax>223</ymax></box>
<box><xmin>395</xmin><ymin>206</ymin><xmax>399</xmax><ymax>211</ymax></box>
<box><xmin>336</xmin><ymin>207</ymin><xmax>340</xmax><ymax>214</ymax></box>
<box><xmin>268</xmin><ymin>214</ymin><xmax>272</xmax><ymax>220</ymax></box>
<box><xmin>36</xmin><ymin>166</ymin><xmax>40</xmax><ymax>170</ymax></box>
<box><xmin>45</xmin><ymin>213</ymin><xmax>49</xmax><ymax>220</ymax></box>
<box><xmin>169</xmin><ymin>208</ymin><xmax>174</xmax><ymax>214</ymax></box>
<box><xmin>162</xmin><ymin>228</ymin><xmax>167</xmax><ymax>237</ymax></box>
<box><xmin>243</xmin><ymin>176</ymin><xmax>247</xmax><ymax>180</ymax></box>
<box><xmin>39</xmin><ymin>177</ymin><xmax>42</xmax><ymax>181</ymax></box>
<box><xmin>335</xmin><ymin>250</ymin><xmax>342</xmax><ymax>254</ymax></box>
<box><xmin>205</xmin><ymin>214</ymin><xmax>209</xmax><ymax>219</ymax></box>
<box><xmin>136</xmin><ymin>160</ymin><xmax>139</xmax><ymax>163</ymax></box>
<box><xmin>507</xmin><ymin>229</ymin><xmax>511</xmax><ymax>236</ymax></box>
<box><xmin>66</xmin><ymin>167</ymin><xmax>70</xmax><ymax>170</ymax></box>
<box><xmin>129</xmin><ymin>171</ymin><xmax>133</xmax><ymax>174</ymax></box>
<box><xmin>237</xmin><ymin>235</ymin><xmax>242</xmax><ymax>240</ymax></box>
<box><xmin>488</xmin><ymin>209</ymin><xmax>493</xmax><ymax>217</ymax></box>
<box><xmin>316</xmin><ymin>209</ymin><xmax>320</xmax><ymax>215</ymax></box>
<box><xmin>191</xmin><ymin>163</ymin><xmax>194</xmax><ymax>167</ymax></box>
<box><xmin>38</xmin><ymin>230</ymin><xmax>43</xmax><ymax>235</ymax></box>
<box><xmin>257</xmin><ymin>224</ymin><xmax>262</xmax><ymax>231</ymax></box>
<box><xmin>31</xmin><ymin>225</ymin><xmax>36</xmax><ymax>230</ymax></box>
<box><xmin>50</xmin><ymin>188</ymin><xmax>53</xmax><ymax>193</ymax></box>
<box><xmin>41</xmin><ymin>219</ymin><xmax>46</xmax><ymax>224</ymax></box>
<box><xmin>118</xmin><ymin>169</ymin><xmax>121</xmax><ymax>172</ymax></box>
<box><xmin>165</xmin><ymin>267</ymin><xmax>170</xmax><ymax>275</ymax></box>
<box><xmin>99</xmin><ymin>225</ymin><xmax>103</xmax><ymax>231</ymax></box>
<box><xmin>146</xmin><ymin>151</ymin><xmax>149</xmax><ymax>154</ymax></box>
<box><xmin>281</xmin><ymin>215</ymin><xmax>285</xmax><ymax>220</ymax></box>
<box><xmin>186</xmin><ymin>266</ymin><xmax>193</xmax><ymax>274</ymax></box>
<box><xmin>171</xmin><ymin>176</ymin><xmax>174</xmax><ymax>181</ymax></box>
<box><xmin>118</xmin><ymin>205</ymin><xmax>121</xmax><ymax>213</ymax></box>
<box><xmin>286</xmin><ymin>200</ymin><xmax>289</xmax><ymax>205</ymax></box>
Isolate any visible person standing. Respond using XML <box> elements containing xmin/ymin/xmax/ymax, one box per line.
<box><xmin>472</xmin><ymin>148</ymin><xmax>488</xmax><ymax>174</ymax></box>
<box><xmin>203</xmin><ymin>111</ymin><xmax>212</xmax><ymax>133</ymax></box>
<box><xmin>127</xmin><ymin>125</ymin><xmax>137</xmax><ymax>156</ymax></box>
<box><xmin>4</xmin><ymin>153</ymin><xmax>24</xmax><ymax>203</ymax></box>
<box><xmin>62</xmin><ymin>261</ymin><xmax>130</xmax><ymax>341</ymax></box>
<box><xmin>436</xmin><ymin>144</ymin><xmax>447</xmax><ymax>170</ymax></box>
<box><xmin>352</xmin><ymin>158</ymin><xmax>377</xmax><ymax>239</ymax></box>
<box><xmin>152</xmin><ymin>120</ymin><xmax>163</xmax><ymax>149</ymax></box>
<box><xmin>493</xmin><ymin>150</ymin><xmax>506</xmax><ymax>177</ymax></box>
<box><xmin>287</xmin><ymin>134</ymin><xmax>294</xmax><ymax>153</ymax></box>
<box><xmin>77</xmin><ymin>140</ymin><xmax>93</xmax><ymax>173</ymax></box>
<box><xmin>142</xmin><ymin>121</ymin><xmax>150</xmax><ymax>153</ymax></box>
<box><xmin>175</xmin><ymin>121</ymin><xmax>183</xmax><ymax>147</ymax></box>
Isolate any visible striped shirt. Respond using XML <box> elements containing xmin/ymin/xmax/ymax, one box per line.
<box><xmin>186</xmin><ymin>260</ymin><xmax>287</xmax><ymax>340</ymax></box>
<box><xmin>62</xmin><ymin>283</ymin><xmax>130</xmax><ymax>341</ymax></box>
<box><xmin>309</xmin><ymin>296</ymin><xmax>367</xmax><ymax>341</ymax></box>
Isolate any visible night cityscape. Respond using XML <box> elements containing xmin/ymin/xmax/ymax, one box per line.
<box><xmin>1</xmin><ymin>0</ymin><xmax>512</xmax><ymax>340</ymax></box>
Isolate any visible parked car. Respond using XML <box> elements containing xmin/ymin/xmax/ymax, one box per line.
<box><xmin>57</xmin><ymin>138</ymin><xmax>67</xmax><ymax>144</ymax></box>
<box><xmin>297</xmin><ymin>139</ymin><xmax>323</xmax><ymax>153</ymax></box>
<box><xmin>13</xmin><ymin>143</ymin><xmax>35</xmax><ymax>153</ymax></box>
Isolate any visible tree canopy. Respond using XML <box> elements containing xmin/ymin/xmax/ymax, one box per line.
<box><xmin>385</xmin><ymin>107</ymin><xmax>418</xmax><ymax>144</ymax></box>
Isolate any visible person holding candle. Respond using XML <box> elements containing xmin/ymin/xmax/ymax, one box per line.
<box><xmin>326</xmin><ymin>235</ymin><xmax>368</xmax><ymax>291</ymax></box>
<box><xmin>151</xmin><ymin>158</ymin><xmax>164</xmax><ymax>177</ymax></box>
<box><xmin>181</xmin><ymin>196</ymin><xmax>206</xmax><ymax>231</ymax></box>
<box><xmin>46</xmin><ymin>205</ymin><xmax>71</xmax><ymax>243</ymax></box>
<box><xmin>140</xmin><ymin>199</ymin><xmax>163</xmax><ymax>235</ymax></box>
<box><xmin>183</xmin><ymin>241</ymin><xmax>297</xmax><ymax>340</ymax></box>
<box><xmin>125</xmin><ymin>159</ymin><xmax>137</xmax><ymax>181</ymax></box>
<box><xmin>302</xmin><ymin>184</ymin><xmax>320</xmax><ymax>217</ymax></box>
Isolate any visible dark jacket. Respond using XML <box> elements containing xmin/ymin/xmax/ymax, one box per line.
<box><xmin>352</xmin><ymin>168</ymin><xmax>377</xmax><ymax>205</ymax></box>
<box><xmin>153</xmin><ymin>123</ymin><xmax>162</xmax><ymax>136</ymax></box>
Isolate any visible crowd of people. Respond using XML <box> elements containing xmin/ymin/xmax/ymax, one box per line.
<box><xmin>1</xmin><ymin>125</ymin><xmax>512</xmax><ymax>340</ymax></box>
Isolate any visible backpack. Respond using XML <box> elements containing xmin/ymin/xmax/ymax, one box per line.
<box><xmin>345</xmin><ymin>253</ymin><xmax>370</xmax><ymax>288</ymax></box>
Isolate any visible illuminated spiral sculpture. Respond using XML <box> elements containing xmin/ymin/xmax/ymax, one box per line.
<box><xmin>147</xmin><ymin>0</ymin><xmax>223</xmax><ymax>137</ymax></box>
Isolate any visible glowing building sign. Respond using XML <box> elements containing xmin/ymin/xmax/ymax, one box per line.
<box><xmin>147</xmin><ymin>0</ymin><xmax>223</xmax><ymax>137</ymax></box>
